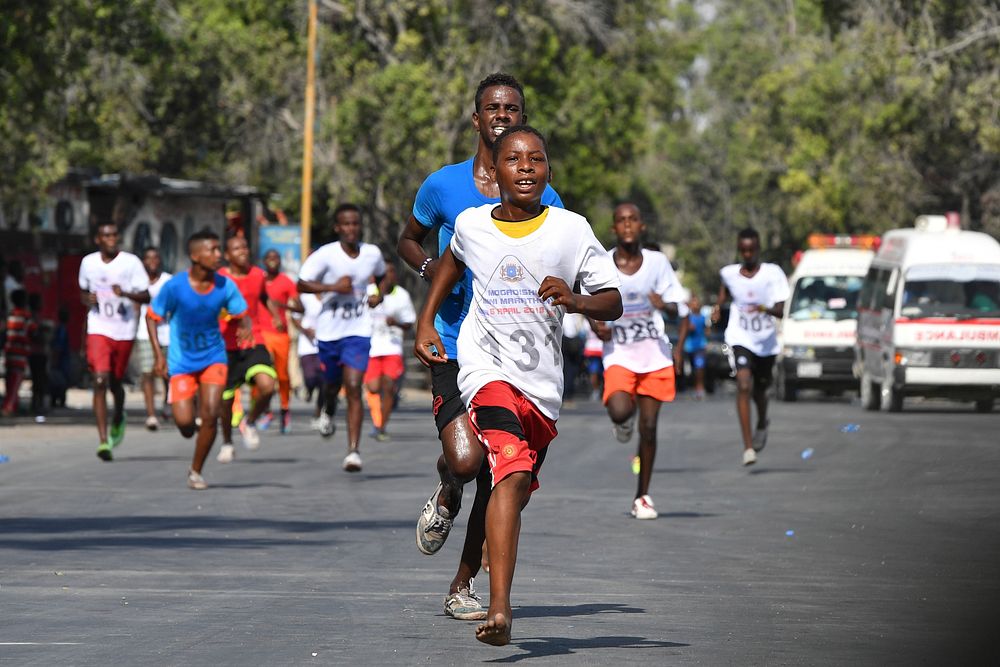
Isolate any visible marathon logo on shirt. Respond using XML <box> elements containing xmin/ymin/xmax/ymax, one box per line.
<box><xmin>476</xmin><ymin>256</ymin><xmax>560</xmax><ymax>327</ymax></box>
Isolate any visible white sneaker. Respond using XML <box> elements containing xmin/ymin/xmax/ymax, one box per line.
<box><xmin>239</xmin><ymin>417</ymin><xmax>261</xmax><ymax>450</ymax></box>
<box><xmin>145</xmin><ymin>415</ymin><xmax>159</xmax><ymax>431</ymax></box>
<box><xmin>631</xmin><ymin>495</ymin><xmax>658</xmax><ymax>520</ymax></box>
<box><xmin>187</xmin><ymin>469</ymin><xmax>208</xmax><ymax>490</ymax></box>
<box><xmin>216</xmin><ymin>444</ymin><xmax>235</xmax><ymax>464</ymax></box>
<box><xmin>342</xmin><ymin>450</ymin><xmax>362</xmax><ymax>472</ymax></box>
<box><xmin>318</xmin><ymin>413</ymin><xmax>335</xmax><ymax>438</ymax></box>
<box><xmin>613</xmin><ymin>415</ymin><xmax>635</xmax><ymax>443</ymax></box>
<box><xmin>743</xmin><ymin>448</ymin><xmax>757</xmax><ymax>466</ymax></box>
<box><xmin>309</xmin><ymin>417</ymin><xmax>323</xmax><ymax>431</ymax></box>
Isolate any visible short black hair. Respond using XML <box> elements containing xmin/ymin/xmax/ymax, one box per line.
<box><xmin>475</xmin><ymin>72</ymin><xmax>525</xmax><ymax>112</ymax></box>
<box><xmin>187</xmin><ymin>228</ymin><xmax>219</xmax><ymax>253</ymax></box>
<box><xmin>332</xmin><ymin>203</ymin><xmax>361</xmax><ymax>225</ymax></box>
<box><xmin>94</xmin><ymin>221</ymin><xmax>118</xmax><ymax>234</ymax></box>
<box><xmin>491</xmin><ymin>125</ymin><xmax>548</xmax><ymax>164</ymax></box>
<box><xmin>263</xmin><ymin>248</ymin><xmax>280</xmax><ymax>257</ymax></box>
<box><xmin>10</xmin><ymin>288</ymin><xmax>27</xmax><ymax>308</ymax></box>
<box><xmin>143</xmin><ymin>246</ymin><xmax>160</xmax><ymax>255</ymax></box>
<box><xmin>738</xmin><ymin>227</ymin><xmax>760</xmax><ymax>243</ymax></box>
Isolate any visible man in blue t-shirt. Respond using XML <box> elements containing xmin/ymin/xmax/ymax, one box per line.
<box><xmin>683</xmin><ymin>295</ymin><xmax>709</xmax><ymax>399</ymax></box>
<box><xmin>147</xmin><ymin>229</ymin><xmax>251</xmax><ymax>491</ymax></box>
<box><xmin>397</xmin><ymin>72</ymin><xmax>563</xmax><ymax>621</ymax></box>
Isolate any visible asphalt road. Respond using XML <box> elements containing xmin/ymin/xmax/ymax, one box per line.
<box><xmin>1</xmin><ymin>386</ymin><xmax>998</xmax><ymax>666</ymax></box>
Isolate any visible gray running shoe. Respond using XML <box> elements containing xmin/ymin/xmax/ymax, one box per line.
<box><xmin>752</xmin><ymin>419</ymin><xmax>769</xmax><ymax>452</ymax></box>
<box><xmin>444</xmin><ymin>578</ymin><xmax>488</xmax><ymax>620</ymax></box>
<box><xmin>613</xmin><ymin>415</ymin><xmax>635</xmax><ymax>443</ymax></box>
<box><xmin>416</xmin><ymin>482</ymin><xmax>456</xmax><ymax>555</ymax></box>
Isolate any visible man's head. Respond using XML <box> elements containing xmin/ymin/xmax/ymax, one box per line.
<box><xmin>382</xmin><ymin>257</ymin><xmax>398</xmax><ymax>292</ymax></box>
<box><xmin>142</xmin><ymin>247</ymin><xmax>162</xmax><ymax>276</ymax></box>
<box><xmin>689</xmin><ymin>294</ymin><xmax>702</xmax><ymax>311</ymax></box>
<box><xmin>94</xmin><ymin>222</ymin><xmax>120</xmax><ymax>256</ymax></box>
<box><xmin>491</xmin><ymin>125</ymin><xmax>550</xmax><ymax>210</ymax></box>
<box><xmin>473</xmin><ymin>72</ymin><xmax>527</xmax><ymax>148</ymax></box>
<box><xmin>332</xmin><ymin>204</ymin><xmax>362</xmax><ymax>247</ymax></box>
<box><xmin>224</xmin><ymin>235</ymin><xmax>251</xmax><ymax>270</ymax></box>
<box><xmin>612</xmin><ymin>203</ymin><xmax>644</xmax><ymax>245</ymax></box>
<box><xmin>737</xmin><ymin>227</ymin><xmax>761</xmax><ymax>269</ymax></box>
<box><xmin>263</xmin><ymin>249</ymin><xmax>281</xmax><ymax>275</ymax></box>
<box><xmin>9</xmin><ymin>288</ymin><xmax>27</xmax><ymax>310</ymax></box>
<box><xmin>187</xmin><ymin>229</ymin><xmax>222</xmax><ymax>272</ymax></box>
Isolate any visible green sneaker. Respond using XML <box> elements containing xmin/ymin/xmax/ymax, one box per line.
<box><xmin>96</xmin><ymin>442</ymin><xmax>113</xmax><ymax>462</ymax></box>
<box><xmin>110</xmin><ymin>415</ymin><xmax>126</xmax><ymax>448</ymax></box>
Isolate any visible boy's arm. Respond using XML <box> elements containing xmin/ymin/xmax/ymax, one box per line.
<box><xmin>147</xmin><ymin>313</ymin><xmax>167</xmax><ymax>378</ymax></box>
<box><xmin>397</xmin><ymin>216</ymin><xmax>439</xmax><ymax>282</ymax></box>
<box><xmin>712</xmin><ymin>283</ymin><xmax>729</xmax><ymax>323</ymax></box>
<box><xmin>414</xmin><ymin>246</ymin><xmax>465</xmax><ymax>366</ymax></box>
<box><xmin>539</xmin><ymin>277</ymin><xmax>622</xmax><ymax>321</ymax></box>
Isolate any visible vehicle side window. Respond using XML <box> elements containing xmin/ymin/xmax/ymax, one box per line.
<box><xmin>859</xmin><ymin>268</ymin><xmax>877</xmax><ymax>310</ymax></box>
<box><xmin>885</xmin><ymin>269</ymin><xmax>899</xmax><ymax>312</ymax></box>
<box><xmin>872</xmin><ymin>269</ymin><xmax>890</xmax><ymax>310</ymax></box>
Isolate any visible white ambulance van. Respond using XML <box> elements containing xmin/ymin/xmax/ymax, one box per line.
<box><xmin>776</xmin><ymin>234</ymin><xmax>876</xmax><ymax>401</ymax></box>
<box><xmin>855</xmin><ymin>215</ymin><xmax>1000</xmax><ymax>412</ymax></box>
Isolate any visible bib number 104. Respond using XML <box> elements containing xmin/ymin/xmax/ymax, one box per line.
<box><xmin>481</xmin><ymin>326</ymin><xmax>560</xmax><ymax>372</ymax></box>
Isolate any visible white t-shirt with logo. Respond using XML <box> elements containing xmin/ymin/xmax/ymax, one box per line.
<box><xmin>298</xmin><ymin>242</ymin><xmax>386</xmax><ymax>343</ymax></box>
<box><xmin>78</xmin><ymin>251</ymin><xmax>150</xmax><ymax>341</ymax></box>
<box><xmin>451</xmin><ymin>204</ymin><xmax>620</xmax><ymax>420</ymax></box>
<box><xmin>137</xmin><ymin>272</ymin><xmax>172</xmax><ymax>345</ymax></box>
<box><xmin>721</xmin><ymin>262</ymin><xmax>790</xmax><ymax>356</ymax></box>
<box><xmin>295</xmin><ymin>293</ymin><xmax>322</xmax><ymax>356</ymax></box>
<box><xmin>369</xmin><ymin>286</ymin><xmax>416</xmax><ymax>358</ymax></box>
<box><xmin>602</xmin><ymin>249</ymin><xmax>686</xmax><ymax>373</ymax></box>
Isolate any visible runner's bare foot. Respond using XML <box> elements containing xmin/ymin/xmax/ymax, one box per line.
<box><xmin>475</xmin><ymin>611</ymin><xmax>511</xmax><ymax>646</ymax></box>
<box><xmin>481</xmin><ymin>538</ymin><xmax>490</xmax><ymax>573</ymax></box>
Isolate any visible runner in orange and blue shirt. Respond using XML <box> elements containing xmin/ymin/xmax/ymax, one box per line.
<box><xmin>147</xmin><ymin>229</ymin><xmax>250</xmax><ymax>490</ymax></box>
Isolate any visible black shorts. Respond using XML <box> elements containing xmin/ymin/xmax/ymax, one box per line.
<box><xmin>431</xmin><ymin>359</ymin><xmax>467</xmax><ymax>434</ymax></box>
<box><xmin>224</xmin><ymin>345</ymin><xmax>276</xmax><ymax>398</ymax></box>
<box><xmin>730</xmin><ymin>346</ymin><xmax>776</xmax><ymax>386</ymax></box>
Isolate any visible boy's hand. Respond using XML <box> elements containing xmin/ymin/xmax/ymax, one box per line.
<box><xmin>85</xmin><ymin>292</ymin><xmax>98</xmax><ymax>307</ymax></box>
<box><xmin>111</xmin><ymin>284</ymin><xmax>124</xmax><ymax>297</ymax></box>
<box><xmin>538</xmin><ymin>276</ymin><xmax>578</xmax><ymax>311</ymax></box>
<box><xmin>329</xmin><ymin>276</ymin><xmax>354</xmax><ymax>294</ymax></box>
<box><xmin>592</xmin><ymin>320</ymin><xmax>612</xmax><ymax>342</ymax></box>
<box><xmin>414</xmin><ymin>321</ymin><xmax>448</xmax><ymax>367</ymax></box>
<box><xmin>153</xmin><ymin>356</ymin><xmax>167</xmax><ymax>379</ymax></box>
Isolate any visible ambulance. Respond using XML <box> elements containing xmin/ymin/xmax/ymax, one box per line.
<box><xmin>855</xmin><ymin>214</ymin><xmax>1000</xmax><ymax>412</ymax></box>
<box><xmin>776</xmin><ymin>234</ymin><xmax>877</xmax><ymax>401</ymax></box>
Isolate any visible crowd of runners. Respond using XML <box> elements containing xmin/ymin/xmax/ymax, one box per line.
<box><xmin>18</xmin><ymin>72</ymin><xmax>791</xmax><ymax>648</ymax></box>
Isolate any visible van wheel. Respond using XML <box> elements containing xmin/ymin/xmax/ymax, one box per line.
<box><xmin>860</xmin><ymin>373</ymin><xmax>880</xmax><ymax>411</ymax></box>
<box><xmin>776</xmin><ymin>369</ymin><xmax>798</xmax><ymax>402</ymax></box>
<box><xmin>975</xmin><ymin>399</ymin><xmax>995</xmax><ymax>413</ymax></box>
<box><xmin>880</xmin><ymin>383</ymin><xmax>903</xmax><ymax>412</ymax></box>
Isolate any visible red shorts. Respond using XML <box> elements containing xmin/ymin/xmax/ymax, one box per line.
<box><xmin>602</xmin><ymin>364</ymin><xmax>676</xmax><ymax>404</ymax></box>
<box><xmin>169</xmin><ymin>363</ymin><xmax>228</xmax><ymax>404</ymax></box>
<box><xmin>363</xmin><ymin>354</ymin><xmax>405</xmax><ymax>383</ymax></box>
<box><xmin>86</xmin><ymin>334</ymin><xmax>135</xmax><ymax>380</ymax></box>
<box><xmin>468</xmin><ymin>381</ymin><xmax>557</xmax><ymax>494</ymax></box>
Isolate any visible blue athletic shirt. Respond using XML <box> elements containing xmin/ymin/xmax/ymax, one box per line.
<box><xmin>413</xmin><ymin>157</ymin><xmax>564</xmax><ymax>357</ymax></box>
<box><xmin>149</xmin><ymin>272</ymin><xmax>248</xmax><ymax>375</ymax></box>
<box><xmin>684</xmin><ymin>312</ymin><xmax>707</xmax><ymax>353</ymax></box>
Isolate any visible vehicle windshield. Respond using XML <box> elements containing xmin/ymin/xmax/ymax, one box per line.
<box><xmin>900</xmin><ymin>264</ymin><xmax>1000</xmax><ymax>319</ymax></box>
<box><xmin>789</xmin><ymin>275</ymin><xmax>863</xmax><ymax>321</ymax></box>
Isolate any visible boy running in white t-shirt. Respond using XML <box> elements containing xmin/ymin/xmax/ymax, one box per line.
<box><xmin>590</xmin><ymin>203</ymin><xmax>688</xmax><ymax>519</ymax></box>
<box><xmin>78</xmin><ymin>222</ymin><xmax>150</xmax><ymax>460</ymax></box>
<box><xmin>415</xmin><ymin>126</ymin><xmax>622</xmax><ymax>646</ymax></box>
<box><xmin>713</xmin><ymin>228</ymin><xmax>789</xmax><ymax>465</ymax></box>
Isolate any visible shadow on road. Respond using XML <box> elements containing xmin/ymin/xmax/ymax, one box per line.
<box><xmin>485</xmin><ymin>634</ymin><xmax>689</xmax><ymax>662</ymax></box>
<box><xmin>747</xmin><ymin>467</ymin><xmax>810</xmax><ymax>475</ymax></box>
<box><xmin>515</xmin><ymin>603</ymin><xmax>645</xmax><ymax>619</ymax></box>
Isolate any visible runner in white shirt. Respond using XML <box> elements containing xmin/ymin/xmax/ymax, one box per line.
<box><xmin>364</xmin><ymin>259</ymin><xmax>416</xmax><ymax>441</ymax></box>
<box><xmin>297</xmin><ymin>204</ymin><xmax>387</xmax><ymax>472</ymax></box>
<box><xmin>589</xmin><ymin>203</ymin><xmax>688</xmax><ymax>520</ymax></box>
<box><xmin>291</xmin><ymin>293</ymin><xmax>326</xmax><ymax>430</ymax></box>
<box><xmin>713</xmin><ymin>227</ymin><xmax>790</xmax><ymax>466</ymax></box>
<box><xmin>415</xmin><ymin>126</ymin><xmax>621</xmax><ymax>647</ymax></box>
<box><xmin>135</xmin><ymin>248</ymin><xmax>172</xmax><ymax>431</ymax></box>
<box><xmin>78</xmin><ymin>222</ymin><xmax>150</xmax><ymax>460</ymax></box>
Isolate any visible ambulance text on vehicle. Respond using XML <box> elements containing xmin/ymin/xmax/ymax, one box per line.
<box><xmin>854</xmin><ymin>215</ymin><xmax>1000</xmax><ymax>412</ymax></box>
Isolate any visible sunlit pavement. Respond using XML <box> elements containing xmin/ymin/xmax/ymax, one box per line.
<box><xmin>1</xmin><ymin>386</ymin><xmax>997</xmax><ymax>665</ymax></box>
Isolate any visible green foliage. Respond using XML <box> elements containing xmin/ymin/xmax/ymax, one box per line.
<box><xmin>2</xmin><ymin>0</ymin><xmax>998</xmax><ymax>292</ymax></box>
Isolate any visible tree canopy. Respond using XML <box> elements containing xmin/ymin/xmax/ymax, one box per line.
<box><xmin>2</xmin><ymin>0</ymin><xmax>998</xmax><ymax>293</ymax></box>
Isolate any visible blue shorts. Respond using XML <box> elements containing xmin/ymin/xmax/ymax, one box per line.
<box><xmin>318</xmin><ymin>337</ymin><xmax>371</xmax><ymax>383</ymax></box>
<box><xmin>585</xmin><ymin>356</ymin><xmax>603</xmax><ymax>375</ymax></box>
<box><xmin>688</xmin><ymin>349</ymin><xmax>706</xmax><ymax>370</ymax></box>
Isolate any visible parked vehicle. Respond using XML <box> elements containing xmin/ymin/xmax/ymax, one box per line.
<box><xmin>776</xmin><ymin>234</ymin><xmax>877</xmax><ymax>401</ymax></box>
<box><xmin>855</xmin><ymin>215</ymin><xmax>1000</xmax><ymax>412</ymax></box>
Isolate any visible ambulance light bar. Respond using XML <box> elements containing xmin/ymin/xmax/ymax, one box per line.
<box><xmin>806</xmin><ymin>234</ymin><xmax>880</xmax><ymax>250</ymax></box>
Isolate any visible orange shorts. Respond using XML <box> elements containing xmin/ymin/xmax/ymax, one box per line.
<box><xmin>602</xmin><ymin>364</ymin><xmax>676</xmax><ymax>404</ymax></box>
<box><xmin>364</xmin><ymin>354</ymin><xmax>405</xmax><ymax>383</ymax></box>
<box><xmin>169</xmin><ymin>363</ymin><xmax>228</xmax><ymax>404</ymax></box>
<box><xmin>468</xmin><ymin>381</ymin><xmax>557</xmax><ymax>494</ymax></box>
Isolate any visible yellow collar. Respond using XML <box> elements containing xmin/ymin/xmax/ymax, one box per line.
<box><xmin>492</xmin><ymin>207</ymin><xmax>548</xmax><ymax>238</ymax></box>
